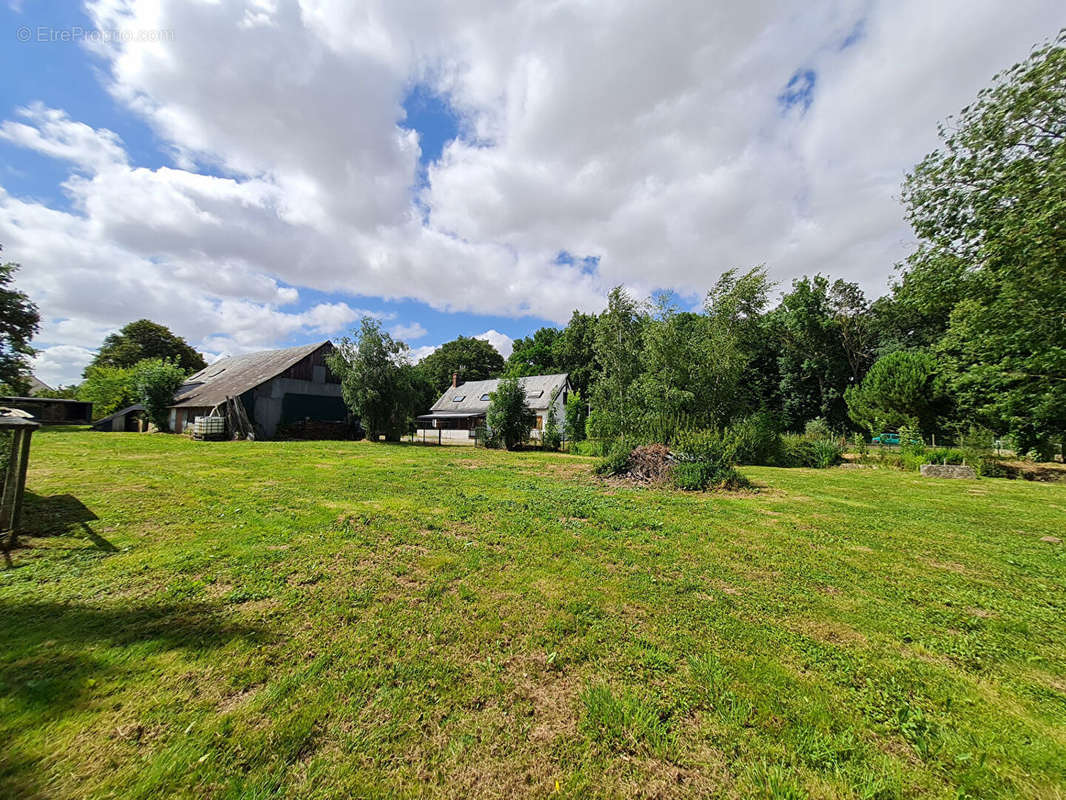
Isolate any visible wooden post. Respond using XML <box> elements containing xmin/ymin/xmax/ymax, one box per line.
<box><xmin>1</xmin><ymin>420</ymin><xmax>38</xmax><ymax>551</ymax></box>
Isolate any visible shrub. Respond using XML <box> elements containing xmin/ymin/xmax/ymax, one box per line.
<box><xmin>810</xmin><ymin>438</ymin><xmax>845</xmax><ymax>468</ymax></box>
<box><xmin>779</xmin><ymin>434</ymin><xmax>815</xmax><ymax>467</ymax></box>
<box><xmin>542</xmin><ymin>390</ymin><xmax>562</xmax><ymax>451</ymax></box>
<box><xmin>672</xmin><ymin>428</ymin><xmax>746</xmax><ymax>489</ymax></box>
<box><xmin>594</xmin><ymin>440</ymin><xmax>633</xmax><ymax>476</ymax></box>
<box><xmin>724</xmin><ymin>412</ymin><xmax>781</xmax><ymax>466</ymax></box>
<box><xmin>132</xmin><ymin>359</ymin><xmax>187</xmax><ymax>432</ymax></box>
<box><xmin>804</xmin><ymin>418</ymin><xmax>833</xmax><ymax>439</ymax></box>
<box><xmin>569</xmin><ymin>439</ymin><xmax>607</xmax><ymax>457</ymax></box>
<box><xmin>925</xmin><ymin>447</ymin><xmax>965</xmax><ymax>465</ymax></box>
<box><xmin>778</xmin><ymin>434</ymin><xmax>843</xmax><ymax>468</ymax></box>
<box><xmin>672</xmin><ymin>461</ymin><xmax>718</xmax><ymax>491</ymax></box>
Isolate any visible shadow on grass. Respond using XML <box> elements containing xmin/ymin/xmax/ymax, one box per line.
<box><xmin>17</xmin><ymin>492</ymin><xmax>116</xmax><ymax>552</ymax></box>
<box><xmin>0</xmin><ymin>598</ymin><xmax>268</xmax><ymax>795</ymax></box>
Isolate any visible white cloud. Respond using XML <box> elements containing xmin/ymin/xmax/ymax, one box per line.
<box><xmin>2</xmin><ymin>0</ymin><xmax>1061</xmax><ymax>385</ymax></box>
<box><xmin>475</xmin><ymin>329</ymin><xmax>514</xmax><ymax>359</ymax></box>
<box><xmin>391</xmin><ymin>321</ymin><xmax>428</xmax><ymax>341</ymax></box>
<box><xmin>29</xmin><ymin>345</ymin><xmax>95</xmax><ymax>388</ymax></box>
<box><xmin>410</xmin><ymin>344</ymin><xmax>438</xmax><ymax>362</ymax></box>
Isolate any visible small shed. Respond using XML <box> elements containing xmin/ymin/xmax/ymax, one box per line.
<box><xmin>90</xmin><ymin>404</ymin><xmax>146</xmax><ymax>432</ymax></box>
<box><xmin>0</xmin><ymin>396</ymin><xmax>93</xmax><ymax>425</ymax></box>
<box><xmin>169</xmin><ymin>341</ymin><xmax>347</xmax><ymax>439</ymax></box>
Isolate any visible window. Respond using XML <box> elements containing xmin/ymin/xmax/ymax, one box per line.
<box><xmin>480</xmin><ymin>393</ymin><xmax>491</xmax><ymax>401</ymax></box>
<box><xmin>452</xmin><ymin>395</ymin><xmax>466</xmax><ymax>402</ymax></box>
<box><xmin>526</xmin><ymin>389</ymin><xmax>544</xmax><ymax>398</ymax></box>
<box><xmin>535</xmin><ymin>416</ymin><xmax>543</xmax><ymax>430</ymax></box>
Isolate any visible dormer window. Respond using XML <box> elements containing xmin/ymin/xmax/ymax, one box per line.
<box><xmin>452</xmin><ymin>395</ymin><xmax>466</xmax><ymax>402</ymax></box>
<box><xmin>480</xmin><ymin>393</ymin><xmax>491</xmax><ymax>401</ymax></box>
<box><xmin>526</xmin><ymin>389</ymin><xmax>544</xmax><ymax>398</ymax></box>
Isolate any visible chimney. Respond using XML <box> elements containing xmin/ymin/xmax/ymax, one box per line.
<box><xmin>451</xmin><ymin>371</ymin><xmax>459</xmax><ymax>388</ymax></box>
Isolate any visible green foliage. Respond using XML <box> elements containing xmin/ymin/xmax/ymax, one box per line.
<box><xmin>772</xmin><ymin>275</ymin><xmax>874</xmax><ymax>431</ymax></box>
<box><xmin>505</xmin><ymin>327</ymin><xmax>561</xmax><ymax>377</ymax></box>
<box><xmin>671</xmin><ymin>428</ymin><xmax>746</xmax><ymax>489</ymax></box>
<box><xmin>778</xmin><ymin>434</ymin><xmax>844</xmax><ymax>469</ymax></box>
<box><xmin>328</xmin><ymin>318</ymin><xmax>427</xmax><ymax>441</ymax></box>
<box><xmin>590</xmin><ymin>287</ymin><xmax>647</xmax><ymax>440</ymax></box>
<box><xmin>568</xmin><ymin>438</ymin><xmax>606</xmax><ymax>457</ymax></box>
<box><xmin>416</xmin><ymin>335</ymin><xmax>504</xmax><ymax>394</ymax></box>
<box><xmin>564</xmin><ymin>389</ymin><xmax>587</xmax><ymax>442</ymax></box>
<box><xmin>0</xmin><ymin>254</ymin><xmax>40</xmax><ymax>394</ymax></box>
<box><xmin>846</xmin><ymin>349</ymin><xmax>948</xmax><ymax>437</ymax></box>
<box><xmin>34</xmin><ymin>385</ymin><xmax>79</xmax><ymax>399</ymax></box>
<box><xmin>132</xmin><ymin>359</ymin><xmax>186</xmax><ymax>432</ymax></box>
<box><xmin>485</xmin><ymin>376</ymin><xmax>535</xmax><ymax>450</ymax></box>
<box><xmin>723</xmin><ymin>412</ymin><xmax>782</xmax><ymax>466</ymax></box>
<box><xmin>90</xmin><ymin>319</ymin><xmax>205</xmax><ymax>375</ymax></box>
<box><xmin>803</xmin><ymin>417</ymin><xmax>833</xmax><ymax>439</ymax></box>
<box><xmin>901</xmin><ymin>30</ymin><xmax>1066</xmax><ymax>457</ymax></box>
<box><xmin>593</xmin><ymin>439</ymin><xmax>632</xmax><ymax>476</ymax></box>
<box><xmin>77</xmin><ymin>364</ymin><xmax>136</xmax><ymax>419</ymax></box>
<box><xmin>542</xmin><ymin>388</ymin><xmax>562</xmax><ymax>451</ymax></box>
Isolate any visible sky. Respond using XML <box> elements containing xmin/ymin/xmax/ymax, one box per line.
<box><xmin>2</xmin><ymin>1</ymin><xmax>1062</xmax><ymax>387</ymax></box>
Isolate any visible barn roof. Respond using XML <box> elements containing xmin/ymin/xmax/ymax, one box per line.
<box><xmin>27</xmin><ymin>375</ymin><xmax>53</xmax><ymax>396</ymax></box>
<box><xmin>428</xmin><ymin>373</ymin><xmax>568</xmax><ymax>414</ymax></box>
<box><xmin>171</xmin><ymin>341</ymin><xmax>330</xmax><ymax>409</ymax></box>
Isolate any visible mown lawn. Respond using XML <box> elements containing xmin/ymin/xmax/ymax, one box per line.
<box><xmin>2</xmin><ymin>430</ymin><xmax>1064</xmax><ymax>799</ymax></box>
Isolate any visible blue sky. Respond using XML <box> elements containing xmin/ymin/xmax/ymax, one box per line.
<box><xmin>2</xmin><ymin>1</ymin><xmax>1060</xmax><ymax>386</ymax></box>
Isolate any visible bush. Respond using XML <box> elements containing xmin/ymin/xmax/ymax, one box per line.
<box><xmin>804</xmin><ymin>418</ymin><xmax>833</xmax><ymax>439</ymax></box>
<box><xmin>810</xmin><ymin>438</ymin><xmax>845</xmax><ymax>468</ymax></box>
<box><xmin>673</xmin><ymin>461</ymin><xmax>719</xmax><ymax>491</ymax></box>
<box><xmin>724</xmin><ymin>412</ymin><xmax>781</xmax><ymax>466</ymax></box>
<box><xmin>565</xmin><ymin>390</ymin><xmax>587</xmax><ymax>442</ymax></box>
<box><xmin>672</xmin><ymin>428</ymin><xmax>746</xmax><ymax>489</ymax></box>
<box><xmin>778</xmin><ymin>434</ymin><xmax>843</xmax><ymax>468</ymax></box>
<box><xmin>594</xmin><ymin>440</ymin><xmax>633</xmax><ymax>476</ymax></box>
<box><xmin>925</xmin><ymin>447</ymin><xmax>965</xmax><ymax>465</ymax></box>
<box><xmin>779</xmin><ymin>434</ymin><xmax>815</xmax><ymax>467</ymax></box>
<box><xmin>569</xmin><ymin>439</ymin><xmax>607</xmax><ymax>457</ymax></box>
<box><xmin>542</xmin><ymin>404</ymin><xmax>562</xmax><ymax>452</ymax></box>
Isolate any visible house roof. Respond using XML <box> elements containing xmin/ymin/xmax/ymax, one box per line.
<box><xmin>171</xmin><ymin>341</ymin><xmax>330</xmax><ymax>409</ymax></box>
<box><xmin>27</xmin><ymin>375</ymin><xmax>53</xmax><ymax>396</ymax></box>
<box><xmin>428</xmin><ymin>373</ymin><xmax>569</xmax><ymax>414</ymax></box>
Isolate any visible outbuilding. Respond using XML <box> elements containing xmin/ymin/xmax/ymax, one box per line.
<box><xmin>0</xmin><ymin>396</ymin><xmax>93</xmax><ymax>424</ymax></box>
<box><xmin>168</xmin><ymin>341</ymin><xmax>347</xmax><ymax>439</ymax></box>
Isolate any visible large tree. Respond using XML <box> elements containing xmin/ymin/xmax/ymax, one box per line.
<box><xmin>0</xmin><ymin>250</ymin><xmax>40</xmax><ymax>395</ymax></box>
<box><xmin>845</xmin><ymin>349</ymin><xmax>950</xmax><ymax>438</ymax></box>
<box><xmin>505</xmin><ymin>327</ymin><xmax>562</xmax><ymax>376</ymax></box>
<box><xmin>772</xmin><ymin>275</ymin><xmax>874</xmax><ymax>431</ymax></box>
<box><xmin>552</xmin><ymin>311</ymin><xmax>598</xmax><ymax>397</ymax></box>
<box><xmin>900</xmin><ymin>30</ymin><xmax>1066</xmax><ymax>456</ymax></box>
<box><xmin>89</xmin><ymin>319</ymin><xmax>206</xmax><ymax>375</ymax></box>
<box><xmin>417</xmin><ymin>335</ymin><xmax>504</xmax><ymax>393</ymax></box>
<box><xmin>328</xmin><ymin>318</ymin><xmax>427</xmax><ymax>441</ymax></box>
<box><xmin>588</xmin><ymin>287</ymin><xmax>646</xmax><ymax>439</ymax></box>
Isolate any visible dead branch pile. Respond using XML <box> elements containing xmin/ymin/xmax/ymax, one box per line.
<box><xmin>626</xmin><ymin>443</ymin><xmax>676</xmax><ymax>484</ymax></box>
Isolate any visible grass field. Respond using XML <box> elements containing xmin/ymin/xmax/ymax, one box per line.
<box><xmin>2</xmin><ymin>430</ymin><xmax>1065</xmax><ymax>799</ymax></box>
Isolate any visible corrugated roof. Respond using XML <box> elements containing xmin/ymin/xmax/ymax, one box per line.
<box><xmin>171</xmin><ymin>341</ymin><xmax>329</xmax><ymax>409</ymax></box>
<box><xmin>429</xmin><ymin>373</ymin><xmax>568</xmax><ymax>414</ymax></box>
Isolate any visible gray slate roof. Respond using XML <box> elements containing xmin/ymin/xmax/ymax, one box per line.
<box><xmin>428</xmin><ymin>373</ymin><xmax>568</xmax><ymax>414</ymax></box>
<box><xmin>27</xmin><ymin>375</ymin><xmax>53</xmax><ymax>396</ymax></box>
<box><xmin>171</xmin><ymin>341</ymin><xmax>329</xmax><ymax>409</ymax></box>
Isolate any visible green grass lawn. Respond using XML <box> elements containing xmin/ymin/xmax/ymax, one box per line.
<box><xmin>2</xmin><ymin>430</ymin><xmax>1064</xmax><ymax>799</ymax></box>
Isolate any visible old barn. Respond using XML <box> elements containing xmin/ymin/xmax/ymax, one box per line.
<box><xmin>169</xmin><ymin>341</ymin><xmax>347</xmax><ymax>439</ymax></box>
